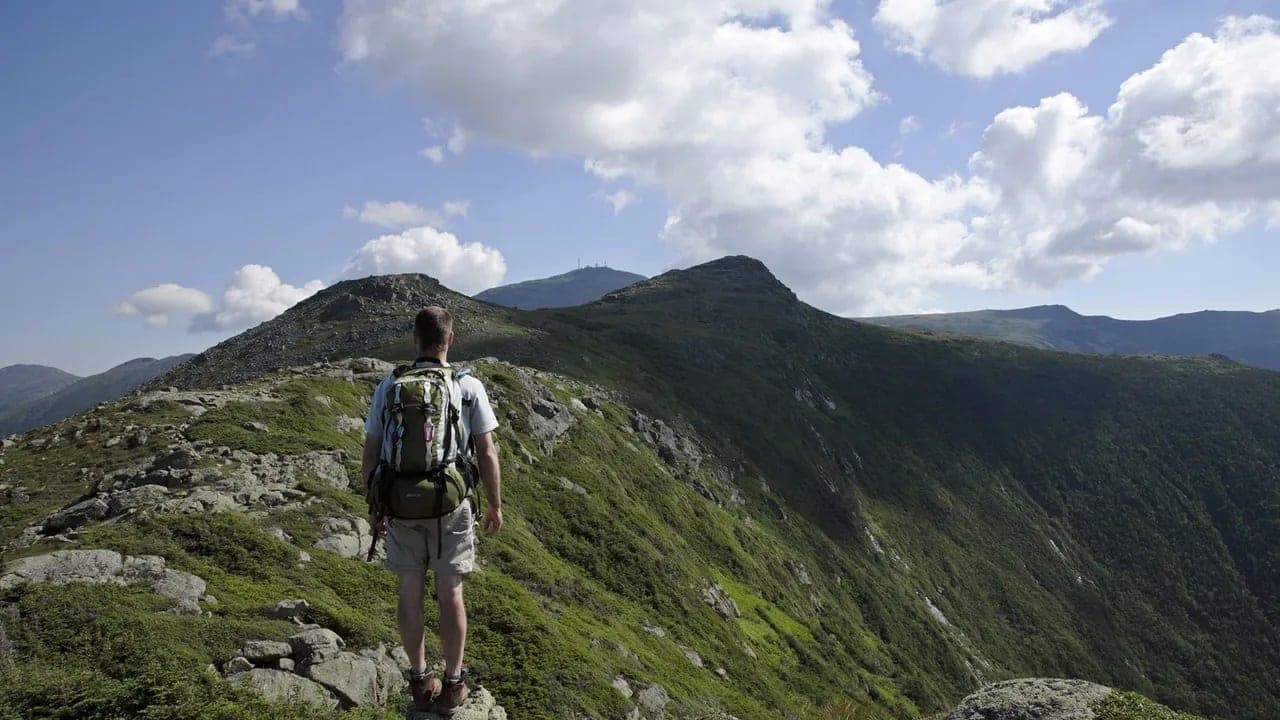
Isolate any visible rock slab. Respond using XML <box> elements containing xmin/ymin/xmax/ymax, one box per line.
<box><xmin>946</xmin><ymin>678</ymin><xmax>1111</xmax><ymax>720</ymax></box>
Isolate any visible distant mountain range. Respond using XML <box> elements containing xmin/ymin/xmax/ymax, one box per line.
<box><xmin>867</xmin><ymin>304</ymin><xmax>1280</xmax><ymax>371</ymax></box>
<box><xmin>0</xmin><ymin>355</ymin><xmax>193</xmax><ymax>436</ymax></box>
<box><xmin>0</xmin><ymin>364</ymin><xmax>80</xmax><ymax>416</ymax></box>
<box><xmin>475</xmin><ymin>266</ymin><xmax>646</xmax><ymax>309</ymax></box>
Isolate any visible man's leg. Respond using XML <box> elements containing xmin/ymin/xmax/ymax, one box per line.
<box><xmin>436</xmin><ymin>572</ymin><xmax>466</xmax><ymax>678</ymax></box>
<box><xmin>397</xmin><ymin>569</ymin><xmax>428</xmax><ymax>673</ymax></box>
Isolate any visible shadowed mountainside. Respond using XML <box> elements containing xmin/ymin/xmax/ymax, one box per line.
<box><xmin>0</xmin><ymin>356</ymin><xmax>192</xmax><ymax>436</ymax></box>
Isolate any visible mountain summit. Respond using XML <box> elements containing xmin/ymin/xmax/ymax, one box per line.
<box><xmin>475</xmin><ymin>265</ymin><xmax>646</xmax><ymax>309</ymax></box>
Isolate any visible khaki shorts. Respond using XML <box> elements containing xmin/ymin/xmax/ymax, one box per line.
<box><xmin>384</xmin><ymin>502</ymin><xmax>476</xmax><ymax>577</ymax></box>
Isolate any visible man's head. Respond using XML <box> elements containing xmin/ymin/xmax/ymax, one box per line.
<box><xmin>413</xmin><ymin>306</ymin><xmax>454</xmax><ymax>359</ymax></box>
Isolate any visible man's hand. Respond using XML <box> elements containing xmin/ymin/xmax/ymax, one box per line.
<box><xmin>369</xmin><ymin>513</ymin><xmax>387</xmax><ymax>538</ymax></box>
<box><xmin>482</xmin><ymin>505</ymin><xmax>503</xmax><ymax>536</ymax></box>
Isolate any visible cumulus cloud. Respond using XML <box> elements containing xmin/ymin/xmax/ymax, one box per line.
<box><xmin>344</xmin><ymin>200</ymin><xmax>470</xmax><ymax>229</ymax></box>
<box><xmin>191</xmin><ymin>265</ymin><xmax>324</xmax><ymax>332</ymax></box>
<box><xmin>114</xmin><ymin>284</ymin><xmax>214</xmax><ymax>327</ymax></box>
<box><xmin>341</xmin><ymin>226</ymin><xmax>506</xmax><ymax>295</ymax></box>
<box><xmin>214</xmin><ymin>0</ymin><xmax>305</xmax><ymax>59</ymax></box>
<box><xmin>967</xmin><ymin>16</ymin><xmax>1280</xmax><ymax>286</ymax></box>
<box><xmin>874</xmin><ymin>0</ymin><xmax>1113</xmax><ymax>77</ymax></box>
<box><xmin>339</xmin><ymin>4</ymin><xmax>1279</xmax><ymax>314</ymax></box>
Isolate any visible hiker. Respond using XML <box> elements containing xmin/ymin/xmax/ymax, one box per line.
<box><xmin>361</xmin><ymin>306</ymin><xmax>503</xmax><ymax>715</ymax></box>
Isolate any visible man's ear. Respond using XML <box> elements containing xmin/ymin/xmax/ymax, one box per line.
<box><xmin>446</xmin><ymin>330</ymin><xmax>455</xmax><ymax>349</ymax></box>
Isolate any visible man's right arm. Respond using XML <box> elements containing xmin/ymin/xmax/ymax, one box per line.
<box><xmin>473</xmin><ymin>431</ymin><xmax>502</xmax><ymax>535</ymax></box>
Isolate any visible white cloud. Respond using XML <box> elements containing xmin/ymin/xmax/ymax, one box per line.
<box><xmin>420</xmin><ymin>146</ymin><xmax>445</xmax><ymax>164</ymax></box>
<box><xmin>874</xmin><ymin>0</ymin><xmax>1113</xmax><ymax>77</ymax></box>
<box><xmin>114</xmin><ymin>284</ymin><xmax>213</xmax><ymax>327</ymax></box>
<box><xmin>339</xmin><ymin>4</ymin><xmax>1280</xmax><ymax>314</ymax></box>
<box><xmin>966</xmin><ymin>16</ymin><xmax>1280</xmax><ymax>287</ymax></box>
<box><xmin>341</xmin><ymin>227</ymin><xmax>506</xmax><ymax>295</ymax></box>
<box><xmin>598</xmin><ymin>189</ymin><xmax>638</xmax><ymax>214</ymax></box>
<box><xmin>898</xmin><ymin>115</ymin><xmax>921</xmax><ymax>136</ymax></box>
<box><xmin>350</xmin><ymin>200</ymin><xmax>441</xmax><ymax>229</ymax></box>
<box><xmin>344</xmin><ymin>200</ymin><xmax>470</xmax><ymax>229</ymax></box>
<box><xmin>191</xmin><ymin>265</ymin><xmax>324</xmax><ymax>332</ymax></box>
<box><xmin>227</xmin><ymin>0</ymin><xmax>305</xmax><ymax>20</ymax></box>
<box><xmin>209</xmin><ymin>33</ymin><xmax>255</xmax><ymax>57</ymax></box>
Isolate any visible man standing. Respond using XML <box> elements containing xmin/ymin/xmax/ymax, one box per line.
<box><xmin>362</xmin><ymin>307</ymin><xmax>503</xmax><ymax>715</ymax></box>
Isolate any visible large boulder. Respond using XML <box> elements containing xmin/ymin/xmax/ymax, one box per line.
<box><xmin>0</xmin><ymin>549</ymin><xmax>124</xmax><ymax>590</ymax></box>
<box><xmin>229</xmin><ymin>668</ymin><xmax>338</xmax><ymax>709</ymax></box>
<box><xmin>288</xmin><ymin>627</ymin><xmax>345</xmax><ymax>663</ymax></box>
<box><xmin>945</xmin><ymin>678</ymin><xmax>1111</xmax><ymax>720</ymax></box>
<box><xmin>307</xmin><ymin>653</ymin><xmax>381</xmax><ymax>707</ymax></box>
<box><xmin>43</xmin><ymin>497</ymin><xmax>110</xmax><ymax>533</ymax></box>
<box><xmin>238</xmin><ymin>640</ymin><xmax>293</xmax><ymax>664</ymax></box>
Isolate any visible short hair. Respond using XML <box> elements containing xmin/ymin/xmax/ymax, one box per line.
<box><xmin>414</xmin><ymin>306</ymin><xmax>453</xmax><ymax>352</ymax></box>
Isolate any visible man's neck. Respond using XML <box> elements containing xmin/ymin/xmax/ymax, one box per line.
<box><xmin>415</xmin><ymin>352</ymin><xmax>448</xmax><ymax>365</ymax></box>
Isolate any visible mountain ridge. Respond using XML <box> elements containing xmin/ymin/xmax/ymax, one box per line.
<box><xmin>868</xmin><ymin>304</ymin><xmax>1280</xmax><ymax>370</ymax></box>
<box><xmin>475</xmin><ymin>265</ymin><xmax>646</xmax><ymax>310</ymax></box>
<box><xmin>0</xmin><ymin>355</ymin><xmax>193</xmax><ymax>436</ymax></box>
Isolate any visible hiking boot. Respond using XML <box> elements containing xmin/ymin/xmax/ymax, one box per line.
<box><xmin>429</xmin><ymin>677</ymin><xmax>469</xmax><ymax>716</ymax></box>
<box><xmin>408</xmin><ymin>669</ymin><xmax>440</xmax><ymax>711</ymax></box>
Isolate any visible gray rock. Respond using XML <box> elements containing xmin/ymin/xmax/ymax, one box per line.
<box><xmin>945</xmin><ymin>678</ymin><xmax>1111</xmax><ymax>720</ymax></box>
<box><xmin>108</xmin><ymin>484</ymin><xmax>170</xmax><ymax>515</ymax></box>
<box><xmin>288</xmin><ymin>627</ymin><xmax>345</xmax><ymax>663</ymax></box>
<box><xmin>239</xmin><ymin>640</ymin><xmax>293</xmax><ymax>663</ymax></box>
<box><xmin>357</xmin><ymin>644</ymin><xmax>409</xmax><ymax>701</ymax></box>
<box><xmin>44</xmin><ymin>497</ymin><xmax>110</xmax><ymax>533</ymax></box>
<box><xmin>701</xmin><ymin>583</ymin><xmax>740</xmax><ymax>618</ymax></box>
<box><xmin>121</xmin><ymin>555</ymin><xmax>167</xmax><ymax>583</ymax></box>
<box><xmin>557</xmin><ymin>476</ymin><xmax>588</xmax><ymax>496</ymax></box>
<box><xmin>335</xmin><ymin>416</ymin><xmax>365</xmax><ymax>434</ymax></box>
<box><xmin>152</xmin><ymin>448</ymin><xmax>200</xmax><ymax>471</ymax></box>
<box><xmin>348</xmin><ymin>358</ymin><xmax>395</xmax><ymax>375</ymax></box>
<box><xmin>308</xmin><ymin>652</ymin><xmax>381</xmax><ymax>707</ymax></box>
<box><xmin>0</xmin><ymin>550</ymin><xmax>124</xmax><ymax>590</ymax></box>
<box><xmin>635</xmin><ymin>683</ymin><xmax>670</xmax><ymax>717</ymax></box>
<box><xmin>680</xmin><ymin>646</ymin><xmax>704</xmax><ymax>668</ymax></box>
<box><xmin>243</xmin><ymin>421</ymin><xmax>269</xmax><ymax>433</ymax></box>
<box><xmin>270</xmin><ymin>598</ymin><xmax>310</xmax><ymax>621</ymax></box>
<box><xmin>229</xmin><ymin>668</ymin><xmax>338</xmax><ymax>709</ymax></box>
<box><xmin>277</xmin><ymin>657</ymin><xmax>296</xmax><ymax>672</ymax></box>
<box><xmin>153</xmin><ymin>569</ymin><xmax>207</xmax><ymax>604</ymax></box>
<box><xmin>612</xmin><ymin>675</ymin><xmax>634</xmax><ymax>698</ymax></box>
<box><xmin>223</xmin><ymin>656</ymin><xmax>253</xmax><ymax>676</ymax></box>
<box><xmin>290</xmin><ymin>451</ymin><xmax>351</xmax><ymax>488</ymax></box>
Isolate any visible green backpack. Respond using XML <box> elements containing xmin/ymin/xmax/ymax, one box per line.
<box><xmin>367</xmin><ymin>364</ymin><xmax>478</xmax><ymax>521</ymax></box>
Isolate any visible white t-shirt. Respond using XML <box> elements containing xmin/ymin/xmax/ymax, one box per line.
<box><xmin>364</xmin><ymin>359</ymin><xmax>499</xmax><ymax>461</ymax></box>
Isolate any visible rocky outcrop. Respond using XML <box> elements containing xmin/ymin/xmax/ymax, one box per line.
<box><xmin>221</xmin><ymin>623</ymin><xmax>512</xmax><ymax>715</ymax></box>
<box><xmin>0</xmin><ymin>549</ymin><xmax>207</xmax><ymax>613</ymax></box>
<box><xmin>228</xmin><ymin>668</ymin><xmax>338</xmax><ymax>709</ymax></box>
<box><xmin>701</xmin><ymin>582</ymin><xmax>741</xmax><ymax>618</ymax></box>
<box><xmin>945</xmin><ymin>678</ymin><xmax>1111</xmax><ymax>720</ymax></box>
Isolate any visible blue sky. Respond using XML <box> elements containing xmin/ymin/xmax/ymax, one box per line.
<box><xmin>2</xmin><ymin>1</ymin><xmax>1277</xmax><ymax>375</ymax></box>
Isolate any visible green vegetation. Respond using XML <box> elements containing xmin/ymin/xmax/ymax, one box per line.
<box><xmin>1093</xmin><ymin>690</ymin><xmax>1205</xmax><ymax>720</ymax></box>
